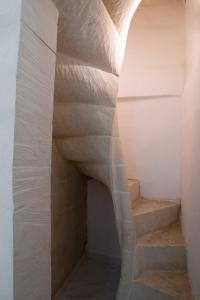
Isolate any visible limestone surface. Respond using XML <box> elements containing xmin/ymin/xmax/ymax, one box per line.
<box><xmin>53</xmin><ymin>1</ymin><xmax>142</xmax><ymax>299</ymax></box>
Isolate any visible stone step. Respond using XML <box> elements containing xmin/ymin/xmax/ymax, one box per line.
<box><xmin>132</xmin><ymin>270</ymin><xmax>194</xmax><ymax>300</ymax></box>
<box><xmin>128</xmin><ymin>179</ymin><xmax>140</xmax><ymax>208</ymax></box>
<box><xmin>133</xmin><ymin>198</ymin><xmax>180</xmax><ymax>237</ymax></box>
<box><xmin>134</xmin><ymin>223</ymin><xmax>186</xmax><ymax>278</ymax></box>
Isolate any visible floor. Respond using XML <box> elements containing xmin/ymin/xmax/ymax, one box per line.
<box><xmin>54</xmin><ymin>256</ymin><xmax>121</xmax><ymax>300</ymax></box>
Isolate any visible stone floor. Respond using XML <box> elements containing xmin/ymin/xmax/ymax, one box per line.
<box><xmin>54</xmin><ymin>256</ymin><xmax>121</xmax><ymax>300</ymax></box>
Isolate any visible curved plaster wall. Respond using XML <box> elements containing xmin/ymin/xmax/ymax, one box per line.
<box><xmin>118</xmin><ymin>0</ymin><xmax>185</xmax><ymax>199</ymax></box>
<box><xmin>53</xmin><ymin>1</ymin><xmax>141</xmax><ymax>299</ymax></box>
<box><xmin>182</xmin><ymin>0</ymin><xmax>200</xmax><ymax>298</ymax></box>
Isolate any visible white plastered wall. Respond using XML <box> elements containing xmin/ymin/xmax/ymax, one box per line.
<box><xmin>117</xmin><ymin>0</ymin><xmax>185</xmax><ymax>199</ymax></box>
<box><xmin>182</xmin><ymin>0</ymin><xmax>200</xmax><ymax>298</ymax></box>
<box><xmin>118</xmin><ymin>96</ymin><xmax>182</xmax><ymax>199</ymax></box>
<box><xmin>0</xmin><ymin>1</ymin><xmax>58</xmax><ymax>299</ymax></box>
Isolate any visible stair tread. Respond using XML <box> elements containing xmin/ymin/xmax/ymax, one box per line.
<box><xmin>134</xmin><ymin>270</ymin><xmax>194</xmax><ymax>300</ymax></box>
<box><xmin>137</xmin><ymin>222</ymin><xmax>185</xmax><ymax>246</ymax></box>
<box><xmin>134</xmin><ymin>198</ymin><xmax>180</xmax><ymax>217</ymax></box>
<box><xmin>128</xmin><ymin>179</ymin><xmax>139</xmax><ymax>186</ymax></box>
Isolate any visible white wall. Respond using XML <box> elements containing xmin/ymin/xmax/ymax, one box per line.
<box><xmin>182</xmin><ymin>1</ymin><xmax>200</xmax><ymax>298</ymax></box>
<box><xmin>118</xmin><ymin>96</ymin><xmax>182</xmax><ymax>199</ymax></box>
<box><xmin>118</xmin><ymin>0</ymin><xmax>185</xmax><ymax>199</ymax></box>
<box><xmin>119</xmin><ymin>0</ymin><xmax>185</xmax><ymax>97</ymax></box>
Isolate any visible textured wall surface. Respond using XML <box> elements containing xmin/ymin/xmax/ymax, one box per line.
<box><xmin>0</xmin><ymin>2</ymin><xmax>21</xmax><ymax>299</ymax></box>
<box><xmin>182</xmin><ymin>0</ymin><xmax>200</xmax><ymax>298</ymax></box>
<box><xmin>0</xmin><ymin>1</ymin><xmax>58</xmax><ymax>299</ymax></box>
<box><xmin>13</xmin><ymin>2</ymin><xmax>58</xmax><ymax>299</ymax></box>
<box><xmin>51</xmin><ymin>141</ymin><xmax>87</xmax><ymax>295</ymax></box>
<box><xmin>53</xmin><ymin>0</ymin><xmax>141</xmax><ymax>299</ymax></box>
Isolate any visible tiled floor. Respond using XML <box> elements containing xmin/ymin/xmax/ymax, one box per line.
<box><xmin>54</xmin><ymin>256</ymin><xmax>121</xmax><ymax>300</ymax></box>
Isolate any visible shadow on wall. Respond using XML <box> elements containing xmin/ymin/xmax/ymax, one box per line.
<box><xmin>51</xmin><ymin>141</ymin><xmax>87</xmax><ymax>296</ymax></box>
<box><xmin>87</xmin><ymin>179</ymin><xmax>121</xmax><ymax>263</ymax></box>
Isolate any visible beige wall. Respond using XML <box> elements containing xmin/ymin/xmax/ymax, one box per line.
<box><xmin>0</xmin><ymin>4</ymin><xmax>20</xmax><ymax>298</ymax></box>
<box><xmin>0</xmin><ymin>1</ymin><xmax>57</xmax><ymax>299</ymax></box>
<box><xmin>51</xmin><ymin>141</ymin><xmax>87</xmax><ymax>295</ymax></box>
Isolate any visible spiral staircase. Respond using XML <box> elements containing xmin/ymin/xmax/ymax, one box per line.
<box><xmin>55</xmin><ymin>179</ymin><xmax>193</xmax><ymax>300</ymax></box>
<box><xmin>129</xmin><ymin>180</ymin><xmax>193</xmax><ymax>300</ymax></box>
<box><xmin>52</xmin><ymin>0</ymin><xmax>194</xmax><ymax>299</ymax></box>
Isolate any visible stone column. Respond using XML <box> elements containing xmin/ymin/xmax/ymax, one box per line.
<box><xmin>0</xmin><ymin>1</ymin><xmax>58</xmax><ymax>299</ymax></box>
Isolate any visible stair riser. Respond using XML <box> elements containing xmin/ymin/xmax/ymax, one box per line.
<box><xmin>128</xmin><ymin>180</ymin><xmax>140</xmax><ymax>208</ymax></box>
<box><xmin>131</xmin><ymin>282</ymin><xmax>177</xmax><ymax>300</ymax></box>
<box><xmin>134</xmin><ymin>246</ymin><xmax>186</xmax><ymax>278</ymax></box>
<box><xmin>134</xmin><ymin>206</ymin><xmax>180</xmax><ymax>237</ymax></box>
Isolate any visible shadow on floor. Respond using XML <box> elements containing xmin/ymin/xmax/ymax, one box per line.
<box><xmin>54</xmin><ymin>255</ymin><xmax>121</xmax><ymax>300</ymax></box>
